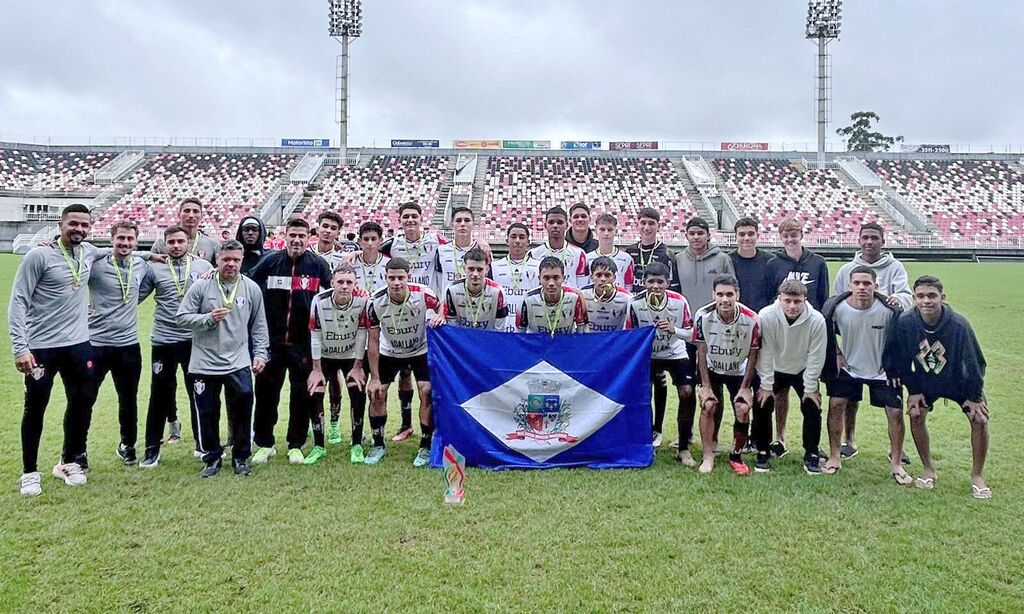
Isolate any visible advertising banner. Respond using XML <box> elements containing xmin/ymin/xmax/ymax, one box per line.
<box><xmin>281</xmin><ymin>139</ymin><xmax>330</xmax><ymax>147</ymax></box>
<box><xmin>454</xmin><ymin>140</ymin><xmax>502</xmax><ymax>149</ymax></box>
<box><xmin>561</xmin><ymin>141</ymin><xmax>602</xmax><ymax>150</ymax></box>
<box><xmin>391</xmin><ymin>139</ymin><xmax>440</xmax><ymax>148</ymax></box>
<box><xmin>502</xmin><ymin>140</ymin><xmax>551</xmax><ymax>149</ymax></box>
<box><xmin>901</xmin><ymin>144</ymin><xmax>951</xmax><ymax>153</ymax></box>
<box><xmin>608</xmin><ymin>141</ymin><xmax>658</xmax><ymax>151</ymax></box>
<box><xmin>720</xmin><ymin>142</ymin><xmax>770</xmax><ymax>151</ymax></box>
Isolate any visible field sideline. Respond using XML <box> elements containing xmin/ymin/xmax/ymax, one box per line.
<box><xmin>0</xmin><ymin>254</ymin><xmax>1021</xmax><ymax>612</ymax></box>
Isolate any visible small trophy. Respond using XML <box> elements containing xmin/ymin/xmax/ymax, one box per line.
<box><xmin>443</xmin><ymin>444</ymin><xmax>466</xmax><ymax>505</ymax></box>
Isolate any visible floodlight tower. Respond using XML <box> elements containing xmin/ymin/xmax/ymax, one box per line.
<box><xmin>805</xmin><ymin>0</ymin><xmax>841</xmax><ymax>169</ymax></box>
<box><xmin>329</xmin><ymin>0</ymin><xmax>362</xmax><ymax>163</ymax></box>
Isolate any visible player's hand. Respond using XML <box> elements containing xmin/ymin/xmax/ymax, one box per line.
<box><xmin>906</xmin><ymin>393</ymin><xmax>926</xmax><ymax>418</ymax></box>
<box><xmin>886</xmin><ymin>375</ymin><xmax>901</xmax><ymax>388</ymax></box>
<box><xmin>15</xmin><ymin>352</ymin><xmax>36</xmax><ymax>374</ymax></box>
<box><xmin>340</xmin><ymin>252</ymin><xmax>360</xmax><ymax>265</ymax></box>
<box><xmin>886</xmin><ymin>294</ymin><xmax>903</xmax><ymax>309</ymax></box>
<box><xmin>252</xmin><ymin>358</ymin><xmax>266</xmax><ymax>374</ymax></box>
<box><xmin>347</xmin><ymin>364</ymin><xmax>366</xmax><ymax>390</ymax></box>
<box><xmin>307</xmin><ymin>369</ymin><xmax>326</xmax><ymax>395</ymax></box>
<box><xmin>698</xmin><ymin>386</ymin><xmax>717</xmax><ymax>409</ymax></box>
<box><xmin>836</xmin><ymin>353</ymin><xmax>848</xmax><ymax>372</ymax></box>
<box><xmin>429</xmin><ymin>313</ymin><xmax>446</xmax><ymax>327</ymax></box>
<box><xmin>803</xmin><ymin>391</ymin><xmax>822</xmax><ymax>408</ymax></box>
<box><xmin>655</xmin><ymin>319</ymin><xmax>674</xmax><ymax>333</ymax></box>
<box><xmin>964</xmin><ymin>400</ymin><xmax>989</xmax><ymax>423</ymax></box>
<box><xmin>736</xmin><ymin>386</ymin><xmax>753</xmax><ymax>408</ymax></box>
<box><xmin>367</xmin><ymin>380</ymin><xmax>384</xmax><ymax>403</ymax></box>
<box><xmin>210</xmin><ymin>308</ymin><xmax>231</xmax><ymax>323</ymax></box>
<box><xmin>37</xmin><ymin>239</ymin><xmax>52</xmax><ymax>247</ymax></box>
<box><xmin>476</xmin><ymin>241</ymin><xmax>494</xmax><ymax>262</ymax></box>
<box><xmin>148</xmin><ymin>253</ymin><xmax>168</xmax><ymax>264</ymax></box>
<box><xmin>199</xmin><ymin>268</ymin><xmax>217</xmax><ymax>280</ymax></box>
<box><xmin>757</xmin><ymin>388</ymin><xmax>773</xmax><ymax>406</ymax></box>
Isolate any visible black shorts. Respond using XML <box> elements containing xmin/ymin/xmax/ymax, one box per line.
<box><xmin>922</xmin><ymin>393</ymin><xmax>974</xmax><ymax>413</ymax></box>
<box><xmin>772</xmin><ymin>371</ymin><xmax>807</xmax><ymax>397</ymax></box>
<box><xmin>651</xmin><ymin>359</ymin><xmax>693</xmax><ymax>387</ymax></box>
<box><xmin>826</xmin><ymin>372</ymin><xmax>902</xmax><ymax>409</ymax></box>
<box><xmin>683</xmin><ymin>342</ymin><xmax>699</xmax><ymax>381</ymax></box>
<box><xmin>707</xmin><ymin>372</ymin><xmax>747</xmax><ymax>407</ymax></box>
<box><xmin>378</xmin><ymin>353</ymin><xmax>430</xmax><ymax>384</ymax></box>
<box><xmin>319</xmin><ymin>358</ymin><xmax>358</xmax><ymax>387</ymax></box>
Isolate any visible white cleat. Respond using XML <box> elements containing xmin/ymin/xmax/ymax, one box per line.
<box><xmin>19</xmin><ymin>472</ymin><xmax>42</xmax><ymax>496</ymax></box>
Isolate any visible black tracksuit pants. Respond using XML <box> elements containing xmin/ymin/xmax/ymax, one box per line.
<box><xmin>144</xmin><ymin>341</ymin><xmax>198</xmax><ymax>451</ymax></box>
<box><xmin>193</xmin><ymin>368</ymin><xmax>254</xmax><ymax>464</ymax></box>
<box><xmin>254</xmin><ymin>344</ymin><xmax>315</xmax><ymax>449</ymax></box>
<box><xmin>92</xmin><ymin>343</ymin><xmax>142</xmax><ymax>449</ymax></box>
<box><xmin>752</xmin><ymin>370</ymin><xmax>822</xmax><ymax>460</ymax></box>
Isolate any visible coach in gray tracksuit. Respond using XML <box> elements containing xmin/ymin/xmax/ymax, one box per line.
<box><xmin>177</xmin><ymin>240</ymin><xmax>269</xmax><ymax>475</ymax></box>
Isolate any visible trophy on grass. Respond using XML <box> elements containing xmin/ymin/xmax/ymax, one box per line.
<box><xmin>443</xmin><ymin>444</ymin><xmax>466</xmax><ymax>505</ymax></box>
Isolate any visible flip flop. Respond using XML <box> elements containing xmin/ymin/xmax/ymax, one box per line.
<box><xmin>823</xmin><ymin>464</ymin><xmax>840</xmax><ymax>475</ymax></box>
<box><xmin>914</xmin><ymin>476</ymin><xmax>935</xmax><ymax>490</ymax></box>
<box><xmin>892</xmin><ymin>470</ymin><xmax>913</xmax><ymax>486</ymax></box>
<box><xmin>971</xmin><ymin>484</ymin><xmax>992</xmax><ymax>499</ymax></box>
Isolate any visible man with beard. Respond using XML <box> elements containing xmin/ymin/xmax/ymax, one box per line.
<box><xmin>235</xmin><ymin>216</ymin><xmax>267</xmax><ymax>275</ymax></box>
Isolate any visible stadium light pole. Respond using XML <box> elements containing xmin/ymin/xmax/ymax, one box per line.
<box><xmin>805</xmin><ymin>0</ymin><xmax>841</xmax><ymax>169</ymax></box>
<box><xmin>329</xmin><ymin>0</ymin><xmax>362</xmax><ymax>164</ymax></box>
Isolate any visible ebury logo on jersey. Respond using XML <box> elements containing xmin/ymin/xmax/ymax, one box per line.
<box><xmin>917</xmin><ymin>339</ymin><xmax>947</xmax><ymax>374</ymax></box>
<box><xmin>786</xmin><ymin>271</ymin><xmax>815</xmax><ymax>287</ymax></box>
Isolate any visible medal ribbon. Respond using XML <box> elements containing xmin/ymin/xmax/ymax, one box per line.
<box><xmin>57</xmin><ymin>240</ymin><xmax>84</xmax><ymax>288</ymax></box>
<box><xmin>112</xmin><ymin>256</ymin><xmax>134</xmax><ymax>304</ymax></box>
<box><xmin>168</xmin><ymin>257</ymin><xmax>192</xmax><ymax>298</ymax></box>
<box><xmin>544</xmin><ymin>290</ymin><xmax>564</xmax><ymax>338</ymax></box>
<box><xmin>217</xmin><ymin>273</ymin><xmax>239</xmax><ymax>308</ymax></box>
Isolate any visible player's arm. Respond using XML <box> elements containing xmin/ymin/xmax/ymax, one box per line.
<box><xmin>308</xmin><ymin>302</ymin><xmax>326</xmax><ymax>392</ymax></box>
<box><xmin>573</xmin><ymin>292</ymin><xmax>589</xmax><ymax>333</ymax></box>
<box><xmin>348</xmin><ymin>313</ymin><xmax>368</xmax><ymax>389</ymax></box>
<box><xmin>9</xmin><ymin>251</ymin><xmax>43</xmax><ymax>369</ymax></box>
<box><xmin>136</xmin><ymin>262</ymin><xmax>156</xmax><ymax>303</ymax></box>
<box><xmin>248</xmin><ymin>285</ymin><xmax>269</xmax><ymax>373</ymax></box>
<box><xmin>516</xmin><ymin>302</ymin><xmax>530</xmax><ymax>332</ymax></box>
<box><xmin>494</xmin><ymin>289</ymin><xmax>509</xmax><ymax>322</ymax></box>
<box><xmin>803</xmin><ymin>318</ymin><xmax>827</xmax><ymax>407</ymax></box>
<box><xmin>365</xmin><ymin>302</ymin><xmax>382</xmax><ymax>382</ymax></box>
<box><xmin>175</xmin><ymin>282</ymin><xmax>216</xmax><ymax>330</ymax></box>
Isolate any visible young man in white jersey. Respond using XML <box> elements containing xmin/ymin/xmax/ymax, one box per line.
<box><xmin>626</xmin><ymin>262</ymin><xmax>694</xmax><ymax>456</ymax></box>
<box><xmin>307</xmin><ymin>265</ymin><xmax>369</xmax><ymax>464</ymax></box>
<box><xmin>580</xmin><ymin>256</ymin><xmax>632</xmax><ymax>332</ymax></box>
<box><xmin>527</xmin><ymin>207</ymin><xmax>589</xmax><ymax>289</ymax></box>
<box><xmin>517</xmin><ymin>257</ymin><xmax>589</xmax><ymax>335</ymax></box>
<box><xmin>353</xmin><ymin>221</ymin><xmax>390</xmax><ymax>296</ymax></box>
<box><xmin>821</xmin><ymin>266</ymin><xmax>907</xmax><ymax>482</ymax></box>
<box><xmin>433</xmin><ymin>248</ymin><xmax>508</xmax><ymax>330</ymax></box>
<box><xmin>432</xmin><ymin>206</ymin><xmax>486</xmax><ymax>298</ymax></box>
<box><xmin>491</xmin><ymin>223</ymin><xmax>539</xmax><ymax>332</ymax></box>
<box><xmin>308</xmin><ymin>211</ymin><xmax>345</xmax><ymax>270</ymax></box>
<box><xmin>366</xmin><ymin>258</ymin><xmax>442</xmax><ymax>467</ymax></box>
<box><xmin>586</xmin><ymin>214</ymin><xmax>635</xmax><ymax>290</ymax></box>
<box><xmin>693</xmin><ymin>275</ymin><xmax>760</xmax><ymax>475</ymax></box>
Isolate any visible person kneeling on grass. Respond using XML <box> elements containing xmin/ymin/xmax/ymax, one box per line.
<box><xmin>886</xmin><ymin>275</ymin><xmax>991</xmax><ymax>499</ymax></box>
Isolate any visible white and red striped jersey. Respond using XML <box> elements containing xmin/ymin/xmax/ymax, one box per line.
<box><xmin>627</xmin><ymin>290</ymin><xmax>693</xmax><ymax>360</ymax></box>
<box><xmin>517</xmin><ymin>287</ymin><xmax>588</xmax><ymax>335</ymax></box>
<box><xmin>309</xmin><ymin>289</ymin><xmax>370</xmax><ymax>361</ymax></box>
<box><xmin>692</xmin><ymin>301</ymin><xmax>761</xmax><ymax>377</ymax></box>
<box><xmin>366</xmin><ymin>283</ymin><xmax>441</xmax><ymax>358</ymax></box>
<box><xmin>353</xmin><ymin>253</ymin><xmax>390</xmax><ymax>295</ymax></box>
<box><xmin>527</xmin><ymin>242</ymin><xmax>589</xmax><ymax>289</ymax></box>
<box><xmin>585</xmin><ymin>248</ymin><xmax>636</xmax><ymax>290</ymax></box>
<box><xmin>382</xmin><ymin>233</ymin><xmax>442</xmax><ymax>288</ymax></box>
<box><xmin>580</xmin><ymin>284</ymin><xmax>632</xmax><ymax>332</ymax></box>
<box><xmin>444</xmin><ymin>279</ymin><xmax>509</xmax><ymax>330</ymax></box>
<box><xmin>491</xmin><ymin>256</ymin><xmax>540</xmax><ymax>333</ymax></box>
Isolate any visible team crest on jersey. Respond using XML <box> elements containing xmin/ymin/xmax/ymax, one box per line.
<box><xmin>917</xmin><ymin>339</ymin><xmax>947</xmax><ymax>374</ymax></box>
<box><xmin>236</xmin><ymin>296</ymin><xmax>247</xmax><ymax>307</ymax></box>
<box><xmin>30</xmin><ymin>365</ymin><xmax>45</xmax><ymax>381</ymax></box>
<box><xmin>153</xmin><ymin>361</ymin><xmax>163</xmax><ymax>374</ymax></box>
<box><xmin>507</xmin><ymin>379</ymin><xmax>577</xmax><ymax>443</ymax></box>
<box><xmin>299</xmin><ymin>276</ymin><xmax>310</xmax><ymax>289</ymax></box>
<box><xmin>194</xmin><ymin>380</ymin><xmax>205</xmax><ymax>395</ymax></box>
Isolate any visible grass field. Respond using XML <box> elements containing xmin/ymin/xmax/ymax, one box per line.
<box><xmin>0</xmin><ymin>254</ymin><xmax>1021</xmax><ymax>612</ymax></box>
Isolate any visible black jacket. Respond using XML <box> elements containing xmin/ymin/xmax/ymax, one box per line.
<box><xmin>767</xmin><ymin>248</ymin><xmax>830</xmax><ymax>310</ymax></box>
<box><xmin>820</xmin><ymin>291</ymin><xmax>901</xmax><ymax>382</ymax></box>
<box><xmin>729</xmin><ymin>248</ymin><xmax>774</xmax><ymax>312</ymax></box>
<box><xmin>565</xmin><ymin>228</ymin><xmax>599</xmax><ymax>254</ymax></box>
<box><xmin>887</xmin><ymin>304</ymin><xmax>986</xmax><ymax>401</ymax></box>
<box><xmin>236</xmin><ymin>215</ymin><xmax>268</xmax><ymax>275</ymax></box>
<box><xmin>248</xmin><ymin>250</ymin><xmax>331</xmax><ymax>348</ymax></box>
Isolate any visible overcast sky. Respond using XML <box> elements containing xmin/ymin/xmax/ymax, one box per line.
<box><xmin>2</xmin><ymin>1</ymin><xmax>1022</xmax><ymax>147</ymax></box>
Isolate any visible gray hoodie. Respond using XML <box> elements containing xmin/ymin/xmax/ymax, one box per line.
<box><xmin>674</xmin><ymin>244</ymin><xmax>735</xmax><ymax>310</ymax></box>
<box><xmin>756</xmin><ymin>298</ymin><xmax>827</xmax><ymax>393</ymax></box>
<box><xmin>176</xmin><ymin>274</ymin><xmax>269</xmax><ymax>375</ymax></box>
<box><xmin>833</xmin><ymin>252</ymin><xmax>912</xmax><ymax>310</ymax></box>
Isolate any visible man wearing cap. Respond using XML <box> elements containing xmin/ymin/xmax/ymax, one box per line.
<box><xmin>235</xmin><ymin>216</ymin><xmax>268</xmax><ymax>276</ymax></box>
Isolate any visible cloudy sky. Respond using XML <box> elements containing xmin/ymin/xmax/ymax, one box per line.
<box><xmin>2</xmin><ymin>1</ymin><xmax>1022</xmax><ymax>148</ymax></box>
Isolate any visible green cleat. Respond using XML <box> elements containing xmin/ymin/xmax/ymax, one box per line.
<box><xmin>287</xmin><ymin>448</ymin><xmax>305</xmax><ymax>464</ymax></box>
<box><xmin>412</xmin><ymin>448</ymin><xmax>431</xmax><ymax>468</ymax></box>
<box><xmin>251</xmin><ymin>446</ymin><xmax>276</xmax><ymax>464</ymax></box>
<box><xmin>363</xmin><ymin>446</ymin><xmax>386</xmax><ymax>465</ymax></box>
<box><xmin>303</xmin><ymin>446</ymin><xmax>327</xmax><ymax>465</ymax></box>
<box><xmin>327</xmin><ymin>421</ymin><xmax>342</xmax><ymax>445</ymax></box>
<box><xmin>350</xmin><ymin>444</ymin><xmax>365</xmax><ymax>464</ymax></box>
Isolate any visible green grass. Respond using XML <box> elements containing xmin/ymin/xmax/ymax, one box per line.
<box><xmin>0</xmin><ymin>255</ymin><xmax>1021</xmax><ymax>612</ymax></box>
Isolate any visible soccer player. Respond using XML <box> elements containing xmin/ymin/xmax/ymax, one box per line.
<box><xmin>566</xmin><ymin>203</ymin><xmax>599</xmax><ymax>253</ymax></box>
<box><xmin>365</xmin><ymin>258</ymin><xmax>442</xmax><ymax>467</ymax></box>
<box><xmin>307</xmin><ymin>265</ymin><xmax>369</xmax><ymax>464</ymax></box>
<box><xmin>491</xmin><ymin>223</ymin><xmax>539</xmax><ymax>332</ymax></box>
<box><xmin>88</xmin><ymin>221</ymin><xmax>150</xmax><ymax>466</ymax></box>
<box><xmin>728</xmin><ymin>217</ymin><xmax>774</xmax><ymax>313</ymax></box>
<box><xmin>580</xmin><ymin>256</ymin><xmax>632</xmax><ymax>332</ymax></box>
<box><xmin>517</xmin><ymin>257</ymin><xmax>589</xmax><ymax>335</ymax></box>
<box><xmin>433</xmin><ymin>206</ymin><xmax>486</xmax><ymax>298</ymax></box>
<box><xmin>821</xmin><ymin>266</ymin><xmax>907</xmax><ymax>481</ymax></box>
<box><xmin>887</xmin><ymin>276</ymin><xmax>991</xmax><ymax>498</ymax></box>
<box><xmin>626</xmin><ymin>262</ymin><xmax>694</xmax><ymax>457</ymax></box>
<box><xmin>586</xmin><ymin>214</ymin><xmax>635</xmax><ymax>290</ymax></box>
<box><xmin>436</xmin><ymin>248</ymin><xmax>509</xmax><ymax>329</ymax></box>
<box><xmin>309</xmin><ymin>211</ymin><xmax>345</xmax><ymax>269</ymax></box>
<box><xmin>527</xmin><ymin>206</ymin><xmax>589</xmax><ymax>289</ymax></box>
<box><xmin>150</xmin><ymin>197</ymin><xmax>219</xmax><ymax>265</ymax></box>
<box><xmin>832</xmin><ymin>222</ymin><xmax>912</xmax><ymax>459</ymax></box>
<box><xmin>353</xmin><ymin>221</ymin><xmax>390</xmax><ymax>296</ymax></box>
<box><xmin>138</xmin><ymin>226</ymin><xmax>215</xmax><ymax>468</ymax></box>
<box><xmin>248</xmin><ymin>218</ymin><xmax>332</xmax><ymax>465</ymax></box>
<box><xmin>754</xmin><ymin>280</ymin><xmax>827</xmax><ymax>474</ymax></box>
<box><xmin>10</xmin><ymin>204</ymin><xmax>100</xmax><ymax>495</ymax></box>
<box><xmin>235</xmin><ymin>216</ymin><xmax>267</xmax><ymax>275</ymax></box>
<box><xmin>176</xmin><ymin>240</ymin><xmax>269</xmax><ymax>477</ymax></box>
<box><xmin>693</xmin><ymin>275</ymin><xmax>760</xmax><ymax>475</ymax></box>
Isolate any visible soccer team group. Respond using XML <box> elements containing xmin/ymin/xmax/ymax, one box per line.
<box><xmin>9</xmin><ymin>199</ymin><xmax>992</xmax><ymax>499</ymax></box>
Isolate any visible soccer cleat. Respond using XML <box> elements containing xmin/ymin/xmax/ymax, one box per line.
<box><xmin>233</xmin><ymin>459</ymin><xmax>251</xmax><ymax>476</ymax></box>
<box><xmin>769</xmin><ymin>441</ymin><xmax>789</xmax><ymax>458</ymax></box>
<box><xmin>116</xmin><ymin>444</ymin><xmax>137</xmax><ymax>466</ymax></box>
<box><xmin>304</xmin><ymin>446</ymin><xmax>327</xmax><ymax>465</ymax></box>
<box><xmin>327</xmin><ymin>421</ymin><xmax>343</xmax><ymax>445</ymax></box>
<box><xmin>200</xmin><ymin>459</ymin><xmax>222</xmax><ymax>478</ymax></box>
<box><xmin>140</xmin><ymin>448</ymin><xmax>160</xmax><ymax>469</ymax></box>
<box><xmin>287</xmin><ymin>448</ymin><xmax>305</xmax><ymax>464</ymax></box>
<box><xmin>804</xmin><ymin>455</ymin><xmax>824</xmax><ymax>475</ymax></box>
<box><xmin>840</xmin><ymin>443</ymin><xmax>858</xmax><ymax>459</ymax></box>
<box><xmin>363</xmin><ymin>446</ymin><xmax>386</xmax><ymax>465</ymax></box>
<box><xmin>52</xmin><ymin>462</ymin><xmax>87</xmax><ymax>486</ymax></box>
<box><xmin>413</xmin><ymin>448</ymin><xmax>431</xmax><ymax>468</ymax></box>
<box><xmin>652</xmin><ymin>432</ymin><xmax>663</xmax><ymax>447</ymax></box>
<box><xmin>167</xmin><ymin>419</ymin><xmax>182</xmax><ymax>444</ymax></box>
<box><xmin>251</xmin><ymin>447</ymin><xmax>276</xmax><ymax>464</ymax></box>
<box><xmin>729</xmin><ymin>458</ymin><xmax>751</xmax><ymax>476</ymax></box>
<box><xmin>19</xmin><ymin>472</ymin><xmax>42</xmax><ymax>496</ymax></box>
<box><xmin>392</xmin><ymin>426</ymin><xmax>414</xmax><ymax>442</ymax></box>
<box><xmin>754</xmin><ymin>452</ymin><xmax>772</xmax><ymax>473</ymax></box>
<box><xmin>350</xmin><ymin>444</ymin><xmax>365</xmax><ymax>464</ymax></box>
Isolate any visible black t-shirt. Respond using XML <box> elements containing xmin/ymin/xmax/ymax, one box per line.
<box><xmin>729</xmin><ymin>249</ymin><xmax>774</xmax><ymax>312</ymax></box>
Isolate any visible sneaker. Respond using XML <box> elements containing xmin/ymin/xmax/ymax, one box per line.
<box><xmin>804</xmin><ymin>455</ymin><xmax>823</xmax><ymax>475</ymax></box>
<box><xmin>140</xmin><ymin>448</ymin><xmax>160</xmax><ymax>469</ymax></box>
<box><xmin>192</xmin><ymin>449</ymin><xmax>204</xmax><ymax>459</ymax></box>
<box><xmin>363</xmin><ymin>446</ymin><xmax>386</xmax><ymax>465</ymax></box>
<box><xmin>350</xmin><ymin>444</ymin><xmax>365</xmax><ymax>464</ymax></box>
<box><xmin>652</xmin><ymin>432</ymin><xmax>663</xmax><ymax>447</ymax></box>
<box><xmin>669</xmin><ymin>439</ymin><xmax>680</xmax><ymax>449</ymax></box>
<box><xmin>19</xmin><ymin>472</ymin><xmax>42</xmax><ymax>496</ymax></box>
<box><xmin>392</xmin><ymin>426</ymin><xmax>414</xmax><ymax>442</ymax></box>
<box><xmin>167</xmin><ymin>419</ymin><xmax>182</xmax><ymax>444</ymax></box>
<box><xmin>303</xmin><ymin>446</ymin><xmax>327</xmax><ymax>465</ymax></box>
<box><xmin>888</xmin><ymin>451</ymin><xmax>912</xmax><ymax>466</ymax></box>
<box><xmin>200</xmin><ymin>459</ymin><xmax>222</xmax><ymax>478</ymax></box>
<box><xmin>754</xmin><ymin>452</ymin><xmax>772</xmax><ymax>473</ymax></box>
<box><xmin>729</xmin><ymin>458</ymin><xmax>751</xmax><ymax>476</ymax></box>
<box><xmin>412</xmin><ymin>448</ymin><xmax>431</xmax><ymax>468</ymax></box>
<box><xmin>116</xmin><ymin>444</ymin><xmax>137</xmax><ymax>466</ymax></box>
<box><xmin>287</xmin><ymin>448</ymin><xmax>305</xmax><ymax>464</ymax></box>
<box><xmin>327</xmin><ymin>421</ymin><xmax>343</xmax><ymax>445</ymax></box>
<box><xmin>741</xmin><ymin>441</ymin><xmax>757</xmax><ymax>455</ymax></box>
<box><xmin>251</xmin><ymin>447</ymin><xmax>276</xmax><ymax>464</ymax></box>
<box><xmin>840</xmin><ymin>442</ymin><xmax>858</xmax><ymax>459</ymax></box>
<box><xmin>769</xmin><ymin>441</ymin><xmax>789</xmax><ymax>458</ymax></box>
<box><xmin>52</xmin><ymin>462</ymin><xmax>87</xmax><ymax>486</ymax></box>
<box><xmin>233</xmin><ymin>459</ymin><xmax>251</xmax><ymax>476</ymax></box>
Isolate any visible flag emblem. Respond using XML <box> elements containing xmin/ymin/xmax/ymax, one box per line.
<box><xmin>508</xmin><ymin>380</ymin><xmax>576</xmax><ymax>443</ymax></box>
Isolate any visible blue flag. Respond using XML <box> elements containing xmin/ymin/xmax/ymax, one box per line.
<box><xmin>427</xmin><ymin>327</ymin><xmax>655</xmax><ymax>470</ymax></box>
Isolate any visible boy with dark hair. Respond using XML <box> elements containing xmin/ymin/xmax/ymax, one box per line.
<box><xmin>580</xmin><ymin>256</ymin><xmax>632</xmax><ymax>332</ymax></box>
<box><xmin>728</xmin><ymin>217</ymin><xmax>774</xmax><ymax>313</ymax></box>
<box><xmin>491</xmin><ymin>223</ymin><xmax>539</xmax><ymax>332</ymax></box>
<box><xmin>517</xmin><ymin>257</ymin><xmax>589</xmax><ymax>334</ymax></box>
<box><xmin>528</xmin><ymin>207</ymin><xmax>589</xmax><ymax>289</ymax></box>
<box><xmin>435</xmin><ymin>248</ymin><xmax>508</xmax><ymax>330</ymax></box>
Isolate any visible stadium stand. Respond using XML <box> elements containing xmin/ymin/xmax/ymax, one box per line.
<box><xmin>0</xmin><ymin>150</ymin><xmax>113</xmax><ymax>192</ymax></box>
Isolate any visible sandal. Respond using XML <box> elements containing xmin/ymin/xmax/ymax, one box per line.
<box><xmin>823</xmin><ymin>463</ymin><xmax>840</xmax><ymax>475</ymax></box>
<box><xmin>892</xmin><ymin>469</ymin><xmax>913</xmax><ymax>486</ymax></box>
<box><xmin>914</xmin><ymin>476</ymin><xmax>935</xmax><ymax>490</ymax></box>
<box><xmin>971</xmin><ymin>484</ymin><xmax>992</xmax><ymax>499</ymax></box>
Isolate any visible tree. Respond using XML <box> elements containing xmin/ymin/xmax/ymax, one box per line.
<box><xmin>836</xmin><ymin>111</ymin><xmax>904</xmax><ymax>152</ymax></box>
